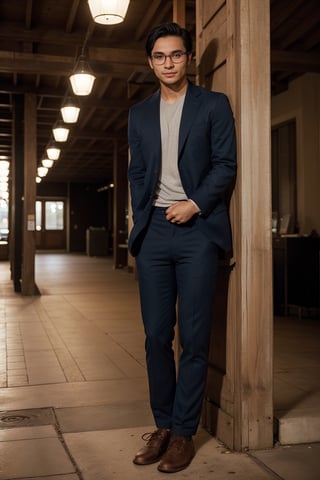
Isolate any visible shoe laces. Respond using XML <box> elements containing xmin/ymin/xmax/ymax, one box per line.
<box><xmin>141</xmin><ymin>429</ymin><xmax>169</xmax><ymax>446</ymax></box>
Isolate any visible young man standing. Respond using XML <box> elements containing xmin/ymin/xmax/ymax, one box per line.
<box><xmin>128</xmin><ymin>23</ymin><xmax>236</xmax><ymax>473</ymax></box>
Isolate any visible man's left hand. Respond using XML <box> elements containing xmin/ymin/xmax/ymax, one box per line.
<box><xmin>165</xmin><ymin>200</ymin><xmax>200</xmax><ymax>224</ymax></box>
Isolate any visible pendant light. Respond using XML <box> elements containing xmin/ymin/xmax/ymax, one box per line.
<box><xmin>88</xmin><ymin>0</ymin><xmax>130</xmax><ymax>25</ymax></box>
<box><xmin>0</xmin><ymin>182</ymin><xmax>8</xmax><ymax>192</ymax></box>
<box><xmin>0</xmin><ymin>160</ymin><xmax>9</xmax><ymax>175</ymax></box>
<box><xmin>46</xmin><ymin>142</ymin><xmax>61</xmax><ymax>161</ymax></box>
<box><xmin>37</xmin><ymin>166</ymin><xmax>48</xmax><ymax>178</ymax></box>
<box><xmin>52</xmin><ymin>121</ymin><xmax>70</xmax><ymax>142</ymax></box>
<box><xmin>41</xmin><ymin>158</ymin><xmax>54</xmax><ymax>168</ymax></box>
<box><xmin>70</xmin><ymin>54</ymin><xmax>96</xmax><ymax>96</ymax></box>
<box><xmin>60</xmin><ymin>97</ymin><xmax>80</xmax><ymax>123</ymax></box>
<box><xmin>1</xmin><ymin>191</ymin><xmax>9</xmax><ymax>200</ymax></box>
<box><xmin>69</xmin><ymin>22</ymin><xmax>96</xmax><ymax>96</ymax></box>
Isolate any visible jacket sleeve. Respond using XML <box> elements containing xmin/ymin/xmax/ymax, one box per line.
<box><xmin>127</xmin><ymin>107</ymin><xmax>145</xmax><ymax>222</ymax></box>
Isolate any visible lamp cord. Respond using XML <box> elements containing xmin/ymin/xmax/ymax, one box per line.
<box><xmin>80</xmin><ymin>21</ymin><xmax>95</xmax><ymax>57</ymax></box>
<box><xmin>62</xmin><ymin>21</ymin><xmax>95</xmax><ymax>102</ymax></box>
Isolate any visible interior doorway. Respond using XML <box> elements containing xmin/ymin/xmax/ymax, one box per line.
<box><xmin>271</xmin><ymin>120</ymin><xmax>297</xmax><ymax>236</ymax></box>
<box><xmin>271</xmin><ymin>110</ymin><xmax>320</xmax><ymax>445</ymax></box>
<box><xmin>35</xmin><ymin>198</ymin><xmax>67</xmax><ymax>250</ymax></box>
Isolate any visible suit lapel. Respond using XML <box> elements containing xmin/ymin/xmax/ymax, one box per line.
<box><xmin>178</xmin><ymin>83</ymin><xmax>201</xmax><ymax>158</ymax></box>
<box><xmin>145</xmin><ymin>85</ymin><xmax>201</xmax><ymax>161</ymax></box>
<box><xmin>147</xmin><ymin>90</ymin><xmax>162</xmax><ymax>165</ymax></box>
<box><xmin>148</xmin><ymin>90</ymin><xmax>161</xmax><ymax>134</ymax></box>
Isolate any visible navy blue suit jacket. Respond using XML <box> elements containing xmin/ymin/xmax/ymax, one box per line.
<box><xmin>127</xmin><ymin>82</ymin><xmax>237</xmax><ymax>257</ymax></box>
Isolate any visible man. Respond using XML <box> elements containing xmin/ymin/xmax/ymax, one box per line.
<box><xmin>128</xmin><ymin>22</ymin><xmax>236</xmax><ymax>473</ymax></box>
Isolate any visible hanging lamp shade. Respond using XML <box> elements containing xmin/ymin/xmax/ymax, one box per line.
<box><xmin>88</xmin><ymin>0</ymin><xmax>130</xmax><ymax>25</ymax></box>
<box><xmin>61</xmin><ymin>97</ymin><xmax>80</xmax><ymax>123</ymax></box>
<box><xmin>53</xmin><ymin>121</ymin><xmax>70</xmax><ymax>142</ymax></box>
<box><xmin>1</xmin><ymin>190</ymin><xmax>9</xmax><ymax>199</ymax></box>
<box><xmin>42</xmin><ymin>158</ymin><xmax>54</xmax><ymax>168</ymax></box>
<box><xmin>37</xmin><ymin>166</ymin><xmax>48</xmax><ymax>178</ymax></box>
<box><xmin>46</xmin><ymin>143</ymin><xmax>61</xmax><ymax>161</ymax></box>
<box><xmin>70</xmin><ymin>55</ymin><xmax>96</xmax><ymax>96</ymax></box>
<box><xmin>0</xmin><ymin>160</ymin><xmax>9</xmax><ymax>174</ymax></box>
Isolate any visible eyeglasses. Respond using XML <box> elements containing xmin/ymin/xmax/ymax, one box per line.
<box><xmin>151</xmin><ymin>51</ymin><xmax>187</xmax><ymax>65</ymax></box>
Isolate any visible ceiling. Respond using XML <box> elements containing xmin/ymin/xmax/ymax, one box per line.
<box><xmin>0</xmin><ymin>0</ymin><xmax>319</xmax><ymax>185</ymax></box>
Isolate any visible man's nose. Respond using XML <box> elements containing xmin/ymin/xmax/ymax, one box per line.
<box><xmin>164</xmin><ymin>56</ymin><xmax>174</xmax><ymax>67</ymax></box>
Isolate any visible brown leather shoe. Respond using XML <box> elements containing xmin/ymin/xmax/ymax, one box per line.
<box><xmin>157</xmin><ymin>435</ymin><xmax>195</xmax><ymax>473</ymax></box>
<box><xmin>133</xmin><ymin>428</ymin><xmax>171</xmax><ymax>465</ymax></box>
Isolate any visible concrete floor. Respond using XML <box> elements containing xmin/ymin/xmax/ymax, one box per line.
<box><xmin>0</xmin><ymin>253</ymin><xmax>319</xmax><ymax>480</ymax></box>
<box><xmin>274</xmin><ymin>314</ymin><xmax>320</xmax><ymax>445</ymax></box>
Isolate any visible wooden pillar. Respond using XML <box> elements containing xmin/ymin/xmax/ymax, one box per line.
<box><xmin>11</xmin><ymin>95</ymin><xmax>24</xmax><ymax>292</ymax></box>
<box><xmin>231</xmin><ymin>0</ymin><xmax>273</xmax><ymax>451</ymax></box>
<box><xmin>21</xmin><ymin>93</ymin><xmax>39</xmax><ymax>295</ymax></box>
<box><xmin>173</xmin><ymin>0</ymin><xmax>186</xmax><ymax>27</ymax></box>
<box><xmin>113</xmin><ymin>141</ymin><xmax>128</xmax><ymax>268</ymax></box>
<box><xmin>197</xmin><ymin>0</ymin><xmax>273</xmax><ymax>451</ymax></box>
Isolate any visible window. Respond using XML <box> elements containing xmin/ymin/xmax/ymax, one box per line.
<box><xmin>0</xmin><ymin>160</ymin><xmax>9</xmax><ymax>241</ymax></box>
<box><xmin>271</xmin><ymin>120</ymin><xmax>297</xmax><ymax>234</ymax></box>
<box><xmin>45</xmin><ymin>201</ymin><xmax>64</xmax><ymax>230</ymax></box>
<box><xmin>36</xmin><ymin>201</ymin><xmax>42</xmax><ymax>231</ymax></box>
<box><xmin>0</xmin><ymin>198</ymin><xmax>8</xmax><ymax>241</ymax></box>
<box><xmin>35</xmin><ymin>200</ymin><xmax>64</xmax><ymax>231</ymax></box>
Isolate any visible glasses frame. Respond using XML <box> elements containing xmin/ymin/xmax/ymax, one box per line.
<box><xmin>150</xmin><ymin>51</ymin><xmax>188</xmax><ymax>65</ymax></box>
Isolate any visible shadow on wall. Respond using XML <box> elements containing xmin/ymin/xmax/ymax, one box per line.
<box><xmin>198</xmin><ymin>39</ymin><xmax>219</xmax><ymax>89</ymax></box>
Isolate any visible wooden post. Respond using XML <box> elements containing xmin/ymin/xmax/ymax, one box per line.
<box><xmin>21</xmin><ymin>93</ymin><xmax>39</xmax><ymax>295</ymax></box>
<box><xmin>173</xmin><ymin>0</ymin><xmax>186</xmax><ymax>27</ymax></box>
<box><xmin>230</xmin><ymin>0</ymin><xmax>273</xmax><ymax>451</ymax></box>
<box><xmin>197</xmin><ymin>0</ymin><xmax>273</xmax><ymax>451</ymax></box>
<box><xmin>11</xmin><ymin>95</ymin><xmax>24</xmax><ymax>292</ymax></box>
<box><xmin>113</xmin><ymin>141</ymin><xmax>128</xmax><ymax>268</ymax></box>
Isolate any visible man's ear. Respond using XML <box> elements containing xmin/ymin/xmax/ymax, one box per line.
<box><xmin>147</xmin><ymin>56</ymin><xmax>154</xmax><ymax>70</ymax></box>
<box><xmin>187</xmin><ymin>52</ymin><xmax>193</xmax><ymax>65</ymax></box>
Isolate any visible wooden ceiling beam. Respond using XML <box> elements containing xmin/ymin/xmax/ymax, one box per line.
<box><xmin>0</xmin><ymin>49</ymin><xmax>149</xmax><ymax>77</ymax></box>
<box><xmin>66</xmin><ymin>0</ymin><xmax>81</xmax><ymax>33</ymax></box>
<box><xmin>37</xmin><ymin>130</ymin><xmax>127</xmax><ymax>141</ymax></box>
<box><xmin>270</xmin><ymin>0</ymin><xmax>304</xmax><ymax>32</ymax></box>
<box><xmin>276</xmin><ymin>6</ymin><xmax>320</xmax><ymax>50</ymax></box>
<box><xmin>0</xmin><ymin>23</ymin><xmax>143</xmax><ymax>50</ymax></box>
<box><xmin>25</xmin><ymin>0</ymin><xmax>34</xmax><ymax>30</ymax></box>
<box><xmin>0</xmin><ymin>82</ymin><xmax>136</xmax><ymax>110</ymax></box>
<box><xmin>271</xmin><ymin>50</ymin><xmax>320</xmax><ymax>73</ymax></box>
<box><xmin>134</xmin><ymin>0</ymin><xmax>164</xmax><ymax>41</ymax></box>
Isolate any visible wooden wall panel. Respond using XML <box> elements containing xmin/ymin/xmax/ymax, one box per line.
<box><xmin>197</xmin><ymin>7</ymin><xmax>227</xmax><ymax>90</ymax></box>
<box><xmin>211</xmin><ymin>66</ymin><xmax>227</xmax><ymax>93</ymax></box>
<box><xmin>198</xmin><ymin>0</ymin><xmax>225</xmax><ymax>29</ymax></box>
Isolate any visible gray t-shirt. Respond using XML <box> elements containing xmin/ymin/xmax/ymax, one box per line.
<box><xmin>154</xmin><ymin>95</ymin><xmax>187</xmax><ymax>207</ymax></box>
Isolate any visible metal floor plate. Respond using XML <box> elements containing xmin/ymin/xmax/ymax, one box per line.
<box><xmin>0</xmin><ymin>408</ymin><xmax>55</xmax><ymax>429</ymax></box>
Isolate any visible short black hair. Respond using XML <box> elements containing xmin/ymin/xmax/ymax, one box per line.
<box><xmin>145</xmin><ymin>22</ymin><xmax>192</xmax><ymax>57</ymax></box>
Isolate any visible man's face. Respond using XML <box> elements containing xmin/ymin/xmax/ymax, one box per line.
<box><xmin>148</xmin><ymin>35</ymin><xmax>191</xmax><ymax>88</ymax></box>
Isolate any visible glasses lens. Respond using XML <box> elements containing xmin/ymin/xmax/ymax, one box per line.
<box><xmin>172</xmin><ymin>52</ymin><xmax>185</xmax><ymax>63</ymax></box>
<box><xmin>152</xmin><ymin>54</ymin><xmax>165</xmax><ymax>65</ymax></box>
<box><xmin>151</xmin><ymin>52</ymin><xmax>186</xmax><ymax>65</ymax></box>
